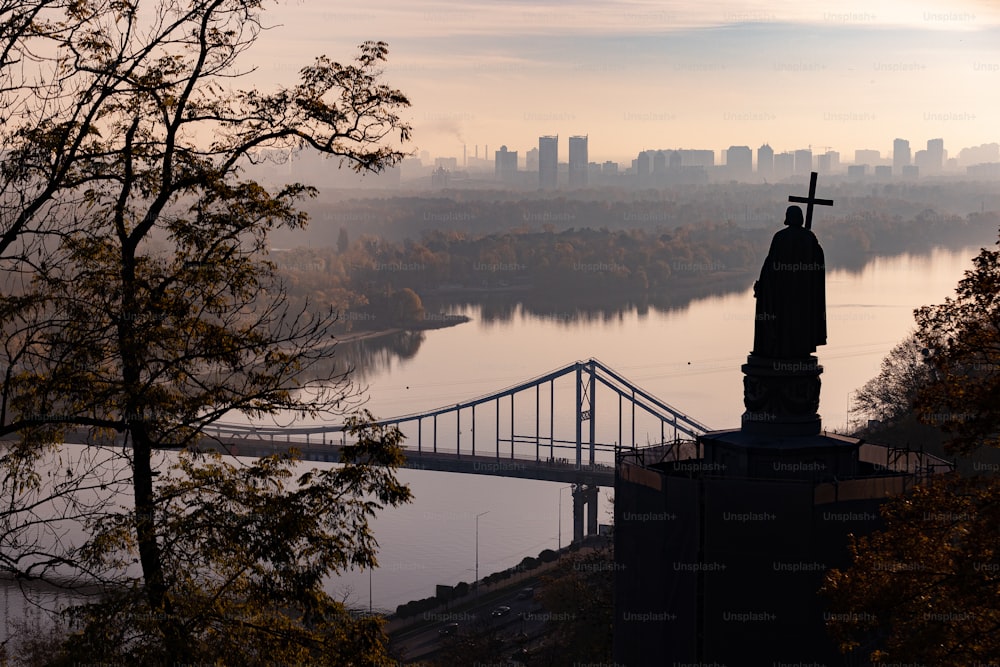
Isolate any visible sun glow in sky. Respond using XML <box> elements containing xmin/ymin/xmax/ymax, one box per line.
<box><xmin>248</xmin><ymin>0</ymin><xmax>1000</xmax><ymax>164</ymax></box>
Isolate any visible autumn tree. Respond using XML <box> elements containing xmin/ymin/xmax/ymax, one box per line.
<box><xmin>388</xmin><ymin>287</ymin><xmax>425</xmax><ymax>325</ymax></box>
<box><xmin>852</xmin><ymin>332</ymin><xmax>932</xmax><ymax>425</ymax></box>
<box><xmin>823</xmin><ymin>240</ymin><xmax>1000</xmax><ymax>665</ymax></box>
<box><xmin>0</xmin><ymin>0</ymin><xmax>412</xmax><ymax>662</ymax></box>
<box><xmin>912</xmin><ymin>243</ymin><xmax>1000</xmax><ymax>454</ymax></box>
<box><xmin>821</xmin><ymin>474</ymin><xmax>1000</xmax><ymax>666</ymax></box>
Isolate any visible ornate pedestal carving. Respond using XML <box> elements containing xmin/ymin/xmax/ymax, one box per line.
<box><xmin>741</xmin><ymin>354</ymin><xmax>822</xmax><ymax>436</ymax></box>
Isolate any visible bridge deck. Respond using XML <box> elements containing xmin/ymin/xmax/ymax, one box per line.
<box><xmin>202</xmin><ymin>435</ymin><xmax>616</xmax><ymax>486</ymax></box>
<box><xmin>5</xmin><ymin>359</ymin><xmax>705</xmax><ymax>490</ymax></box>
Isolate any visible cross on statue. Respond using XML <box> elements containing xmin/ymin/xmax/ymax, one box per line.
<box><xmin>788</xmin><ymin>171</ymin><xmax>834</xmax><ymax>230</ymax></box>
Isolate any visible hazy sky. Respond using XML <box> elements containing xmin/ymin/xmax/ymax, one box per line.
<box><xmin>248</xmin><ymin>0</ymin><xmax>1000</xmax><ymax>164</ymax></box>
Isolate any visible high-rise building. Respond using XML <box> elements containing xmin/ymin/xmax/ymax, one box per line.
<box><xmin>817</xmin><ymin>153</ymin><xmax>831</xmax><ymax>174</ymax></box>
<box><xmin>855</xmin><ymin>149</ymin><xmax>881</xmax><ymax>165</ymax></box>
<box><xmin>568</xmin><ymin>135</ymin><xmax>588</xmax><ymax>187</ymax></box>
<box><xmin>636</xmin><ymin>151</ymin><xmax>652</xmax><ymax>180</ymax></box>
<box><xmin>653</xmin><ymin>150</ymin><xmax>667</xmax><ymax>174</ymax></box>
<box><xmin>957</xmin><ymin>143</ymin><xmax>1000</xmax><ymax>166</ymax></box>
<box><xmin>430</xmin><ymin>166</ymin><xmax>450</xmax><ymax>188</ymax></box>
<box><xmin>676</xmin><ymin>149</ymin><xmax>714</xmax><ymax>167</ymax></box>
<box><xmin>826</xmin><ymin>151</ymin><xmax>840</xmax><ymax>172</ymax></box>
<box><xmin>494</xmin><ymin>145</ymin><xmax>518</xmax><ymax>183</ymax></box>
<box><xmin>773</xmin><ymin>152</ymin><xmax>794</xmax><ymax>179</ymax></box>
<box><xmin>525</xmin><ymin>147</ymin><xmax>539</xmax><ymax>172</ymax></box>
<box><xmin>926</xmin><ymin>138</ymin><xmax>944</xmax><ymax>173</ymax></box>
<box><xmin>588</xmin><ymin>162</ymin><xmax>602</xmax><ymax>181</ymax></box>
<box><xmin>757</xmin><ymin>144</ymin><xmax>774</xmax><ymax>177</ymax></box>
<box><xmin>815</xmin><ymin>150</ymin><xmax>839</xmax><ymax>174</ymax></box>
<box><xmin>726</xmin><ymin>145</ymin><xmax>752</xmax><ymax>180</ymax></box>
<box><xmin>539</xmin><ymin>135</ymin><xmax>558</xmax><ymax>188</ymax></box>
<box><xmin>967</xmin><ymin>162</ymin><xmax>1000</xmax><ymax>179</ymax></box>
<box><xmin>893</xmin><ymin>138</ymin><xmax>911</xmax><ymax>174</ymax></box>
<box><xmin>793</xmin><ymin>149</ymin><xmax>813</xmax><ymax>175</ymax></box>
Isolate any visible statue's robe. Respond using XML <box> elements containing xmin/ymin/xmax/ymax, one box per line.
<box><xmin>752</xmin><ymin>225</ymin><xmax>826</xmax><ymax>358</ymax></box>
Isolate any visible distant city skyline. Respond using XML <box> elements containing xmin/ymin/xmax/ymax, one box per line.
<box><xmin>415</xmin><ymin>135</ymin><xmax>996</xmax><ymax>170</ymax></box>
<box><xmin>246</xmin><ymin>0</ymin><xmax>1000</xmax><ymax>163</ymax></box>
<box><xmin>408</xmin><ymin>133</ymin><xmax>997</xmax><ymax>171</ymax></box>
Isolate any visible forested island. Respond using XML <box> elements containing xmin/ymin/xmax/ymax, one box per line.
<box><xmin>273</xmin><ymin>200</ymin><xmax>1000</xmax><ymax>337</ymax></box>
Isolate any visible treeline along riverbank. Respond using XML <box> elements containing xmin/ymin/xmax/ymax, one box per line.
<box><xmin>274</xmin><ymin>209</ymin><xmax>1000</xmax><ymax>334</ymax></box>
<box><xmin>270</xmin><ymin>181</ymin><xmax>1000</xmax><ymax>245</ymax></box>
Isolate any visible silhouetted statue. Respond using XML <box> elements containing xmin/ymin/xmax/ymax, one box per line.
<box><xmin>752</xmin><ymin>205</ymin><xmax>826</xmax><ymax>358</ymax></box>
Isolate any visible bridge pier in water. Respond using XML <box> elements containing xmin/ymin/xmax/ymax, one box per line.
<box><xmin>571</xmin><ymin>483</ymin><xmax>600</xmax><ymax>543</ymax></box>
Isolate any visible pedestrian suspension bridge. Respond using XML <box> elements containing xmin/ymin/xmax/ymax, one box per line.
<box><xmin>208</xmin><ymin>358</ymin><xmax>710</xmax><ymax>542</ymax></box>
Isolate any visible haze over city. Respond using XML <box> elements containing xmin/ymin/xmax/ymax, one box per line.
<box><xmin>6</xmin><ymin>0</ymin><xmax>1000</xmax><ymax>664</ymax></box>
<box><xmin>248</xmin><ymin>0</ymin><xmax>1000</xmax><ymax>163</ymax></box>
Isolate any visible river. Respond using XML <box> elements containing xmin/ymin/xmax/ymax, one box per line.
<box><xmin>319</xmin><ymin>244</ymin><xmax>984</xmax><ymax>613</ymax></box>
<box><xmin>0</xmin><ymin>244</ymin><xmax>989</xmax><ymax>638</ymax></box>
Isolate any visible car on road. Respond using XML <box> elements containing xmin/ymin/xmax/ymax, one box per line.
<box><xmin>491</xmin><ymin>605</ymin><xmax>512</xmax><ymax>617</ymax></box>
<box><xmin>516</xmin><ymin>587</ymin><xmax>534</xmax><ymax>600</ymax></box>
<box><xmin>438</xmin><ymin>622</ymin><xmax>459</xmax><ymax>636</ymax></box>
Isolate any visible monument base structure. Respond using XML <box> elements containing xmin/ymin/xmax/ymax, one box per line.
<box><xmin>741</xmin><ymin>353</ymin><xmax>822</xmax><ymax>436</ymax></box>
<box><xmin>613</xmin><ymin>434</ymin><xmax>952</xmax><ymax>666</ymax></box>
<box><xmin>613</xmin><ymin>175</ymin><xmax>952</xmax><ymax>664</ymax></box>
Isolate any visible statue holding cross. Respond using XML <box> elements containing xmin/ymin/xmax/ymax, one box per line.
<box><xmin>751</xmin><ymin>171</ymin><xmax>833</xmax><ymax>359</ymax></box>
<box><xmin>789</xmin><ymin>171</ymin><xmax>834</xmax><ymax>230</ymax></box>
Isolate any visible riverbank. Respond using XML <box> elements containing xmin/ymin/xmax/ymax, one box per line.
<box><xmin>332</xmin><ymin>313</ymin><xmax>471</xmax><ymax>345</ymax></box>
<box><xmin>385</xmin><ymin>535</ymin><xmax>612</xmax><ymax>664</ymax></box>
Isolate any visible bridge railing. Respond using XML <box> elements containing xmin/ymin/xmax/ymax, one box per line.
<box><xmin>209</xmin><ymin>358</ymin><xmax>711</xmax><ymax>467</ymax></box>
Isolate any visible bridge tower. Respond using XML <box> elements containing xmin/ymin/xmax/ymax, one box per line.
<box><xmin>572</xmin><ymin>361</ymin><xmax>600</xmax><ymax>541</ymax></box>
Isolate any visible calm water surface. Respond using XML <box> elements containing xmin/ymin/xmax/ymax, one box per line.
<box><xmin>322</xmin><ymin>245</ymin><xmax>981</xmax><ymax>611</ymax></box>
<box><xmin>0</xmin><ymin>246</ymin><xmax>986</xmax><ymax>632</ymax></box>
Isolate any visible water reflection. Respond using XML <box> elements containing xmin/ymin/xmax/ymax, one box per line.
<box><xmin>424</xmin><ymin>272</ymin><xmax>756</xmax><ymax>326</ymax></box>
<box><xmin>323</xmin><ymin>330</ymin><xmax>426</xmax><ymax>382</ymax></box>
<box><xmin>310</xmin><ymin>242</ymin><xmax>990</xmax><ymax>383</ymax></box>
<box><xmin>308</xmin><ymin>275</ymin><xmax>759</xmax><ymax>380</ymax></box>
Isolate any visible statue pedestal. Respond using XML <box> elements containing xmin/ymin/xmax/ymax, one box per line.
<box><xmin>741</xmin><ymin>354</ymin><xmax>822</xmax><ymax>437</ymax></box>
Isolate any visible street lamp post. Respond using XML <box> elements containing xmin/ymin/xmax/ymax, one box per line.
<box><xmin>476</xmin><ymin>510</ymin><xmax>489</xmax><ymax>597</ymax></box>
<box><xmin>846</xmin><ymin>389</ymin><xmax>856</xmax><ymax>433</ymax></box>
